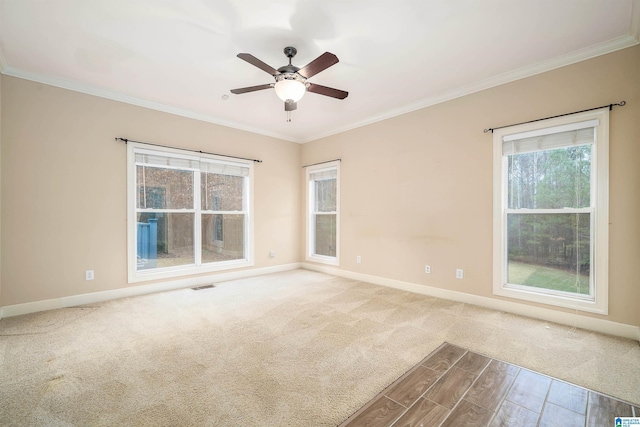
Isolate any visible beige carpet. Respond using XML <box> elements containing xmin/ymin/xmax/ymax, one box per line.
<box><xmin>0</xmin><ymin>269</ymin><xmax>638</xmax><ymax>426</ymax></box>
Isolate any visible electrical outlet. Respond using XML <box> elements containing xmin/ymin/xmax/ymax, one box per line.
<box><xmin>269</xmin><ymin>251</ymin><xmax>276</xmax><ymax>258</ymax></box>
<box><xmin>425</xmin><ymin>265</ymin><xmax>431</xmax><ymax>274</ymax></box>
<box><xmin>356</xmin><ymin>255</ymin><xmax>362</xmax><ymax>264</ymax></box>
<box><xmin>85</xmin><ymin>270</ymin><xmax>94</xmax><ymax>281</ymax></box>
<box><xmin>456</xmin><ymin>269</ymin><xmax>463</xmax><ymax>279</ymax></box>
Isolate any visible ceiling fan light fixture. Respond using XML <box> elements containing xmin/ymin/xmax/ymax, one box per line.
<box><xmin>274</xmin><ymin>74</ymin><xmax>306</xmax><ymax>103</ymax></box>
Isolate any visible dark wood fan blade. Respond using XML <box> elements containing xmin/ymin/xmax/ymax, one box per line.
<box><xmin>285</xmin><ymin>101</ymin><xmax>297</xmax><ymax>111</ymax></box>
<box><xmin>307</xmin><ymin>83</ymin><xmax>348</xmax><ymax>99</ymax></box>
<box><xmin>230</xmin><ymin>83</ymin><xmax>274</xmax><ymax>94</ymax></box>
<box><xmin>237</xmin><ymin>53</ymin><xmax>280</xmax><ymax>75</ymax></box>
<box><xmin>297</xmin><ymin>52</ymin><xmax>339</xmax><ymax>78</ymax></box>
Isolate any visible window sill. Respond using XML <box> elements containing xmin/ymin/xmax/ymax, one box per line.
<box><xmin>128</xmin><ymin>259</ymin><xmax>254</xmax><ymax>283</ymax></box>
<box><xmin>493</xmin><ymin>283</ymin><xmax>607</xmax><ymax>315</ymax></box>
<box><xmin>306</xmin><ymin>254</ymin><xmax>339</xmax><ymax>267</ymax></box>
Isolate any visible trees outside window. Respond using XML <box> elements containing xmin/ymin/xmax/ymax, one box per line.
<box><xmin>493</xmin><ymin>110</ymin><xmax>609</xmax><ymax>313</ymax></box>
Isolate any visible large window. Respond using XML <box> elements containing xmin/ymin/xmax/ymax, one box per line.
<box><xmin>306</xmin><ymin>161</ymin><xmax>340</xmax><ymax>265</ymax></box>
<box><xmin>493</xmin><ymin>109</ymin><xmax>609</xmax><ymax>313</ymax></box>
<box><xmin>128</xmin><ymin>143</ymin><xmax>253</xmax><ymax>282</ymax></box>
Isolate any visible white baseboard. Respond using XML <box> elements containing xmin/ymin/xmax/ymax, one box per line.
<box><xmin>302</xmin><ymin>263</ymin><xmax>640</xmax><ymax>342</ymax></box>
<box><xmin>0</xmin><ymin>263</ymin><xmax>301</xmax><ymax>319</ymax></box>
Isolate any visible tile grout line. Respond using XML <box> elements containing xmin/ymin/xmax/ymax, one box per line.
<box><xmin>534</xmin><ymin>373</ymin><xmax>556</xmax><ymax>427</ymax></box>
<box><xmin>438</xmin><ymin>352</ymin><xmax>496</xmax><ymax>426</ymax></box>
<box><xmin>383</xmin><ymin>342</ymin><xmax>457</xmax><ymax>422</ymax></box>
<box><xmin>490</xmin><ymin>369</ymin><xmax>542</xmax><ymax>426</ymax></box>
<box><xmin>584</xmin><ymin>390</ymin><xmax>593</xmax><ymax>427</ymax></box>
<box><xmin>388</xmin><ymin>346</ymin><xmax>469</xmax><ymax>427</ymax></box>
<box><xmin>402</xmin><ymin>348</ymin><xmax>482</xmax><ymax>427</ymax></box>
<box><xmin>383</xmin><ymin>396</ymin><xmax>412</xmax><ymax>427</ymax></box>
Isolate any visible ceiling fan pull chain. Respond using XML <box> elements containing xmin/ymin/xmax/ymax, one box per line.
<box><xmin>287</xmin><ymin>110</ymin><xmax>292</xmax><ymax>122</ymax></box>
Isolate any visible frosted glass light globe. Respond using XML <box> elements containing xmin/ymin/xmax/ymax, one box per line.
<box><xmin>274</xmin><ymin>79</ymin><xmax>306</xmax><ymax>102</ymax></box>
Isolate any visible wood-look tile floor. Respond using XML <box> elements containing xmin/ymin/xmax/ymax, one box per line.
<box><xmin>339</xmin><ymin>342</ymin><xmax>639</xmax><ymax>427</ymax></box>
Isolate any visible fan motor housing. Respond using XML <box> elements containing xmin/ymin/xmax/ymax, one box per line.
<box><xmin>277</xmin><ymin>64</ymin><xmax>300</xmax><ymax>74</ymax></box>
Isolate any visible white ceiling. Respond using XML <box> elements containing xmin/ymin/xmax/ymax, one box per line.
<box><xmin>1</xmin><ymin>0</ymin><xmax>638</xmax><ymax>143</ymax></box>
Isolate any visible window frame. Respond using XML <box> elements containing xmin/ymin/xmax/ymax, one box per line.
<box><xmin>306</xmin><ymin>161</ymin><xmax>340</xmax><ymax>266</ymax></box>
<box><xmin>127</xmin><ymin>142</ymin><xmax>254</xmax><ymax>283</ymax></box>
<box><xmin>492</xmin><ymin>109</ymin><xmax>609</xmax><ymax>314</ymax></box>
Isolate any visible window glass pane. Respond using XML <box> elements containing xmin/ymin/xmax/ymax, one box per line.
<box><xmin>201</xmin><ymin>214</ymin><xmax>245</xmax><ymax>263</ymax></box>
<box><xmin>315</xmin><ymin>214</ymin><xmax>336</xmax><ymax>256</ymax></box>
<box><xmin>136</xmin><ymin>213</ymin><xmax>194</xmax><ymax>270</ymax></box>
<box><xmin>315</xmin><ymin>178</ymin><xmax>336</xmax><ymax>212</ymax></box>
<box><xmin>507</xmin><ymin>213</ymin><xmax>590</xmax><ymax>295</ymax></box>
<box><xmin>507</xmin><ymin>145</ymin><xmax>591</xmax><ymax>209</ymax></box>
<box><xmin>137</xmin><ymin>166</ymin><xmax>194</xmax><ymax>209</ymax></box>
<box><xmin>201</xmin><ymin>173</ymin><xmax>244</xmax><ymax>211</ymax></box>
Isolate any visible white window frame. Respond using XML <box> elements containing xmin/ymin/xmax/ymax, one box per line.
<box><xmin>492</xmin><ymin>109</ymin><xmax>609</xmax><ymax>314</ymax></box>
<box><xmin>306</xmin><ymin>161</ymin><xmax>340</xmax><ymax>266</ymax></box>
<box><xmin>127</xmin><ymin>142</ymin><xmax>254</xmax><ymax>283</ymax></box>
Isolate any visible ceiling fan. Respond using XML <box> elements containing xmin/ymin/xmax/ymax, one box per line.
<box><xmin>230</xmin><ymin>46</ymin><xmax>348</xmax><ymax>121</ymax></box>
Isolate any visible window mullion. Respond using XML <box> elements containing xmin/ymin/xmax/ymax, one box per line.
<box><xmin>243</xmin><ymin>175</ymin><xmax>249</xmax><ymax>261</ymax></box>
<box><xmin>194</xmin><ymin>168</ymin><xmax>202</xmax><ymax>267</ymax></box>
<box><xmin>136</xmin><ymin>209</ymin><xmax>196</xmax><ymax>213</ymax></box>
<box><xmin>506</xmin><ymin>208</ymin><xmax>592</xmax><ymax>214</ymax></box>
<box><xmin>202</xmin><ymin>210</ymin><xmax>246</xmax><ymax>215</ymax></box>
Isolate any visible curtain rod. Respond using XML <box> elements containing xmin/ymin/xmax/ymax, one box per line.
<box><xmin>115</xmin><ymin>137</ymin><xmax>263</xmax><ymax>163</ymax></box>
<box><xmin>483</xmin><ymin>101</ymin><xmax>626</xmax><ymax>133</ymax></box>
<box><xmin>302</xmin><ymin>159</ymin><xmax>341</xmax><ymax>168</ymax></box>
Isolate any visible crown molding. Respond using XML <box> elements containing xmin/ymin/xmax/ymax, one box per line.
<box><xmin>1</xmin><ymin>66</ymin><xmax>300</xmax><ymax>143</ymax></box>
<box><xmin>301</xmin><ymin>34</ymin><xmax>639</xmax><ymax>143</ymax></box>
<box><xmin>631</xmin><ymin>0</ymin><xmax>640</xmax><ymax>42</ymax></box>
<box><xmin>2</xmin><ymin>31</ymin><xmax>637</xmax><ymax>145</ymax></box>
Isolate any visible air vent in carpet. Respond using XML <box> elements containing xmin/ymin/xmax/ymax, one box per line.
<box><xmin>191</xmin><ymin>284</ymin><xmax>215</xmax><ymax>291</ymax></box>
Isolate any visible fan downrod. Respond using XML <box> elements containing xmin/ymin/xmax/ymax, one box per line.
<box><xmin>278</xmin><ymin>46</ymin><xmax>300</xmax><ymax>73</ymax></box>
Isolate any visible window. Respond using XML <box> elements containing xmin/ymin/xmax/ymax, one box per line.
<box><xmin>128</xmin><ymin>143</ymin><xmax>253</xmax><ymax>282</ymax></box>
<box><xmin>493</xmin><ymin>109</ymin><xmax>609</xmax><ymax>313</ymax></box>
<box><xmin>306</xmin><ymin>161</ymin><xmax>340</xmax><ymax>265</ymax></box>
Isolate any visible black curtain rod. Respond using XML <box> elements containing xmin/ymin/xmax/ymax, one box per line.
<box><xmin>302</xmin><ymin>159</ymin><xmax>341</xmax><ymax>168</ymax></box>
<box><xmin>115</xmin><ymin>138</ymin><xmax>262</xmax><ymax>163</ymax></box>
<box><xmin>483</xmin><ymin>101</ymin><xmax>626</xmax><ymax>133</ymax></box>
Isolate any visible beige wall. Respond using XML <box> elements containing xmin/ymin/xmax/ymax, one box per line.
<box><xmin>301</xmin><ymin>45</ymin><xmax>640</xmax><ymax>327</ymax></box>
<box><xmin>0</xmin><ymin>75</ymin><xmax>300</xmax><ymax>306</ymax></box>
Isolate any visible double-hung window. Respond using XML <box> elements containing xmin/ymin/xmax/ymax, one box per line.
<box><xmin>493</xmin><ymin>109</ymin><xmax>609</xmax><ymax>313</ymax></box>
<box><xmin>128</xmin><ymin>143</ymin><xmax>253</xmax><ymax>282</ymax></box>
<box><xmin>306</xmin><ymin>161</ymin><xmax>340</xmax><ymax>265</ymax></box>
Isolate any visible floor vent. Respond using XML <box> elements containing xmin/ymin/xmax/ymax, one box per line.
<box><xmin>191</xmin><ymin>284</ymin><xmax>215</xmax><ymax>291</ymax></box>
